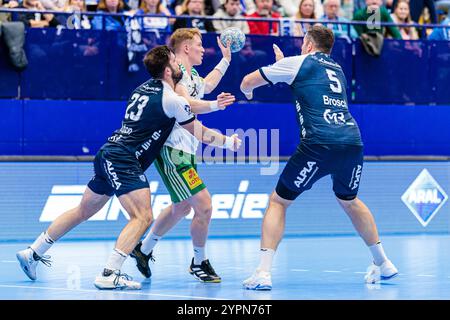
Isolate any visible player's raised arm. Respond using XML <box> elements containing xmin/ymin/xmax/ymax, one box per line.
<box><xmin>181</xmin><ymin>119</ymin><xmax>242</xmax><ymax>151</ymax></box>
<box><xmin>175</xmin><ymin>83</ymin><xmax>235</xmax><ymax>114</ymax></box>
<box><xmin>240</xmin><ymin>70</ymin><xmax>269</xmax><ymax>100</ymax></box>
<box><xmin>240</xmin><ymin>55</ymin><xmax>306</xmax><ymax>100</ymax></box>
<box><xmin>203</xmin><ymin>37</ymin><xmax>231</xmax><ymax>94</ymax></box>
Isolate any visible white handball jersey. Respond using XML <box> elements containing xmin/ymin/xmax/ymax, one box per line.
<box><xmin>164</xmin><ymin>65</ymin><xmax>206</xmax><ymax>155</ymax></box>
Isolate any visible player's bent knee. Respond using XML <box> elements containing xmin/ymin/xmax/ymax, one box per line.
<box><xmin>270</xmin><ymin>191</ymin><xmax>293</xmax><ymax>209</ymax></box>
<box><xmin>173</xmin><ymin>201</ymin><xmax>192</xmax><ymax>217</ymax></box>
<box><xmin>132</xmin><ymin>210</ymin><xmax>153</xmax><ymax>227</ymax></box>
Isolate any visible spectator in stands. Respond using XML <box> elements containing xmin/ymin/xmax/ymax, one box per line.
<box><xmin>40</xmin><ymin>0</ymin><xmax>67</xmax><ymax>11</ymax></box>
<box><xmin>172</xmin><ymin>0</ymin><xmax>215</xmax><ymax>32</ymax></box>
<box><xmin>353</xmin><ymin>0</ymin><xmax>402</xmax><ymax>39</ymax></box>
<box><xmin>91</xmin><ymin>0</ymin><xmax>126</xmax><ymax>30</ymax></box>
<box><xmin>173</xmin><ymin>0</ymin><xmax>218</xmax><ymax>15</ymax></box>
<box><xmin>292</xmin><ymin>0</ymin><xmax>316</xmax><ymax>37</ymax></box>
<box><xmin>1</xmin><ymin>0</ymin><xmax>19</xmax><ymax>9</ymax></box>
<box><xmin>428</xmin><ymin>12</ymin><xmax>450</xmax><ymax>40</ymax></box>
<box><xmin>320</xmin><ymin>0</ymin><xmax>358</xmax><ymax>39</ymax></box>
<box><xmin>17</xmin><ymin>0</ymin><xmax>62</xmax><ymax>27</ymax></box>
<box><xmin>1</xmin><ymin>0</ymin><xmax>12</xmax><ymax>23</ymax></box>
<box><xmin>135</xmin><ymin>0</ymin><xmax>172</xmax><ymax>31</ymax></box>
<box><xmin>390</xmin><ymin>0</ymin><xmax>418</xmax><ymax>39</ymax></box>
<box><xmin>246</xmin><ymin>0</ymin><xmax>280</xmax><ymax>35</ymax></box>
<box><xmin>392</xmin><ymin>0</ymin><xmax>437</xmax><ymax>24</ymax></box>
<box><xmin>59</xmin><ymin>0</ymin><xmax>92</xmax><ymax>29</ymax></box>
<box><xmin>277</xmin><ymin>0</ymin><xmax>323</xmax><ymax>18</ymax></box>
<box><xmin>212</xmin><ymin>0</ymin><xmax>249</xmax><ymax>33</ymax></box>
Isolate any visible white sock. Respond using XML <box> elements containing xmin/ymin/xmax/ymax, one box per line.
<box><xmin>141</xmin><ymin>232</ymin><xmax>162</xmax><ymax>255</ymax></box>
<box><xmin>105</xmin><ymin>248</ymin><xmax>127</xmax><ymax>272</ymax></box>
<box><xmin>193</xmin><ymin>246</ymin><xmax>206</xmax><ymax>265</ymax></box>
<box><xmin>257</xmin><ymin>248</ymin><xmax>275</xmax><ymax>273</ymax></box>
<box><xmin>369</xmin><ymin>241</ymin><xmax>388</xmax><ymax>266</ymax></box>
<box><xmin>30</xmin><ymin>231</ymin><xmax>55</xmax><ymax>257</ymax></box>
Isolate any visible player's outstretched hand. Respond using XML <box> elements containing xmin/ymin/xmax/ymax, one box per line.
<box><xmin>217</xmin><ymin>92</ymin><xmax>235</xmax><ymax>110</ymax></box>
<box><xmin>273</xmin><ymin>44</ymin><xmax>284</xmax><ymax>62</ymax></box>
<box><xmin>229</xmin><ymin>134</ymin><xmax>242</xmax><ymax>152</ymax></box>
<box><xmin>217</xmin><ymin>36</ymin><xmax>232</xmax><ymax>63</ymax></box>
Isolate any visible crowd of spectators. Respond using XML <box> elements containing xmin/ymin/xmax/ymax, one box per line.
<box><xmin>0</xmin><ymin>0</ymin><xmax>449</xmax><ymax>40</ymax></box>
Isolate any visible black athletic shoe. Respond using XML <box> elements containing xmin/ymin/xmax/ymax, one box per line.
<box><xmin>188</xmin><ymin>258</ymin><xmax>221</xmax><ymax>283</ymax></box>
<box><xmin>130</xmin><ymin>242</ymin><xmax>155</xmax><ymax>278</ymax></box>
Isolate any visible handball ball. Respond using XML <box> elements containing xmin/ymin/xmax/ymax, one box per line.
<box><xmin>220</xmin><ymin>27</ymin><xmax>246</xmax><ymax>53</ymax></box>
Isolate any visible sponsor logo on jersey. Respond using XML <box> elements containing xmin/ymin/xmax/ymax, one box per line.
<box><xmin>323</xmin><ymin>109</ymin><xmax>346</xmax><ymax>125</ymax></box>
<box><xmin>182</xmin><ymin>168</ymin><xmax>203</xmax><ymax>190</ymax></box>
<box><xmin>141</xmin><ymin>84</ymin><xmax>162</xmax><ymax>93</ymax></box>
<box><xmin>401</xmin><ymin>169</ymin><xmax>448</xmax><ymax>227</ymax></box>
<box><xmin>323</xmin><ymin>95</ymin><xmax>347</xmax><ymax>108</ymax></box>
<box><xmin>39</xmin><ymin>181</ymin><xmax>269</xmax><ymax>222</ymax></box>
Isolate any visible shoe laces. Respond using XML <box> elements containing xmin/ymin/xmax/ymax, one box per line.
<box><xmin>113</xmin><ymin>271</ymin><xmax>133</xmax><ymax>287</ymax></box>
<box><xmin>203</xmin><ymin>260</ymin><xmax>217</xmax><ymax>275</ymax></box>
<box><xmin>32</xmin><ymin>252</ymin><xmax>52</xmax><ymax>267</ymax></box>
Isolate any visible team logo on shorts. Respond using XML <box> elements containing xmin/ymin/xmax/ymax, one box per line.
<box><xmin>182</xmin><ymin>168</ymin><xmax>203</xmax><ymax>190</ymax></box>
<box><xmin>139</xmin><ymin>175</ymin><xmax>147</xmax><ymax>182</ymax></box>
<box><xmin>401</xmin><ymin>169</ymin><xmax>448</xmax><ymax>227</ymax></box>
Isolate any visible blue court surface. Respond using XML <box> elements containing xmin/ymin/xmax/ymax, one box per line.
<box><xmin>1</xmin><ymin>234</ymin><xmax>450</xmax><ymax>300</ymax></box>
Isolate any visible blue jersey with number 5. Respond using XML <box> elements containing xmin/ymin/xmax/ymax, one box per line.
<box><xmin>259</xmin><ymin>52</ymin><xmax>362</xmax><ymax>146</ymax></box>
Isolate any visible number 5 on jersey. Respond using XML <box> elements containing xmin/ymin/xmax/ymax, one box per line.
<box><xmin>326</xmin><ymin>69</ymin><xmax>342</xmax><ymax>94</ymax></box>
<box><xmin>125</xmin><ymin>93</ymin><xmax>149</xmax><ymax>121</ymax></box>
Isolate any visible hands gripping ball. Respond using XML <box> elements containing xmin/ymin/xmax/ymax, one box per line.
<box><xmin>220</xmin><ymin>27</ymin><xmax>246</xmax><ymax>53</ymax></box>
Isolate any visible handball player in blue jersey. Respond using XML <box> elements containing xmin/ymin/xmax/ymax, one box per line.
<box><xmin>16</xmin><ymin>45</ymin><xmax>241</xmax><ymax>290</ymax></box>
<box><xmin>240</xmin><ymin>25</ymin><xmax>398</xmax><ymax>290</ymax></box>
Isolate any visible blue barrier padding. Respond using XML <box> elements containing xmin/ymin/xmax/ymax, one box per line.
<box><xmin>2</xmin><ymin>100</ymin><xmax>450</xmax><ymax>156</ymax></box>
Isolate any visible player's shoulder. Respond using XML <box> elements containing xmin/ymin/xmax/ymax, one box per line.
<box><xmin>163</xmin><ymin>83</ymin><xmax>189</xmax><ymax>106</ymax></box>
<box><xmin>134</xmin><ymin>79</ymin><xmax>164</xmax><ymax>95</ymax></box>
<box><xmin>309</xmin><ymin>52</ymin><xmax>342</xmax><ymax>70</ymax></box>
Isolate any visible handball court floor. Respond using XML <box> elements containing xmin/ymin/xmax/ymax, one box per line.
<box><xmin>1</xmin><ymin>234</ymin><xmax>450</xmax><ymax>300</ymax></box>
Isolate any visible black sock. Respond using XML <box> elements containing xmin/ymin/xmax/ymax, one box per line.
<box><xmin>103</xmin><ymin>268</ymin><xmax>114</xmax><ymax>277</ymax></box>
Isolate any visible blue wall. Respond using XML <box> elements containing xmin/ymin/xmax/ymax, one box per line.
<box><xmin>1</xmin><ymin>99</ymin><xmax>450</xmax><ymax>156</ymax></box>
<box><xmin>0</xmin><ymin>161</ymin><xmax>448</xmax><ymax>241</ymax></box>
<box><xmin>1</xmin><ymin>29</ymin><xmax>450</xmax><ymax>104</ymax></box>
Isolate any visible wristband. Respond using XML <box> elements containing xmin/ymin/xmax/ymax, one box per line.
<box><xmin>214</xmin><ymin>58</ymin><xmax>230</xmax><ymax>76</ymax></box>
<box><xmin>219</xmin><ymin>136</ymin><xmax>234</xmax><ymax>149</ymax></box>
<box><xmin>209</xmin><ymin>100</ymin><xmax>219</xmax><ymax>111</ymax></box>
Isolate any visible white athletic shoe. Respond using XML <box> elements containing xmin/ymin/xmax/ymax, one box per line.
<box><xmin>94</xmin><ymin>270</ymin><xmax>142</xmax><ymax>290</ymax></box>
<box><xmin>364</xmin><ymin>260</ymin><xmax>398</xmax><ymax>284</ymax></box>
<box><xmin>16</xmin><ymin>248</ymin><xmax>52</xmax><ymax>281</ymax></box>
<box><xmin>243</xmin><ymin>270</ymin><xmax>272</xmax><ymax>291</ymax></box>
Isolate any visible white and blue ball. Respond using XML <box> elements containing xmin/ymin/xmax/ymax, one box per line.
<box><xmin>220</xmin><ymin>27</ymin><xmax>246</xmax><ymax>53</ymax></box>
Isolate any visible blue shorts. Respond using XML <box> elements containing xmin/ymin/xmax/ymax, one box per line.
<box><xmin>87</xmin><ymin>145</ymin><xmax>149</xmax><ymax>197</ymax></box>
<box><xmin>276</xmin><ymin>144</ymin><xmax>364</xmax><ymax>201</ymax></box>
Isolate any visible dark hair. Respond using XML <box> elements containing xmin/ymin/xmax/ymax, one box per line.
<box><xmin>143</xmin><ymin>45</ymin><xmax>173</xmax><ymax>79</ymax></box>
<box><xmin>305</xmin><ymin>24</ymin><xmax>335</xmax><ymax>54</ymax></box>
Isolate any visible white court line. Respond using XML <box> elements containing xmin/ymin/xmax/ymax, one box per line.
<box><xmin>354</xmin><ymin>272</ymin><xmax>366</xmax><ymax>274</ymax></box>
<box><xmin>416</xmin><ymin>274</ymin><xmax>436</xmax><ymax>277</ymax></box>
<box><xmin>0</xmin><ymin>285</ymin><xmax>229</xmax><ymax>300</ymax></box>
<box><xmin>290</xmin><ymin>269</ymin><xmax>309</xmax><ymax>272</ymax></box>
<box><xmin>323</xmin><ymin>270</ymin><xmax>341</xmax><ymax>273</ymax></box>
<box><xmin>1</xmin><ymin>261</ymin><xmax>17</xmax><ymax>263</ymax></box>
<box><xmin>225</xmin><ymin>267</ymin><xmax>244</xmax><ymax>270</ymax></box>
